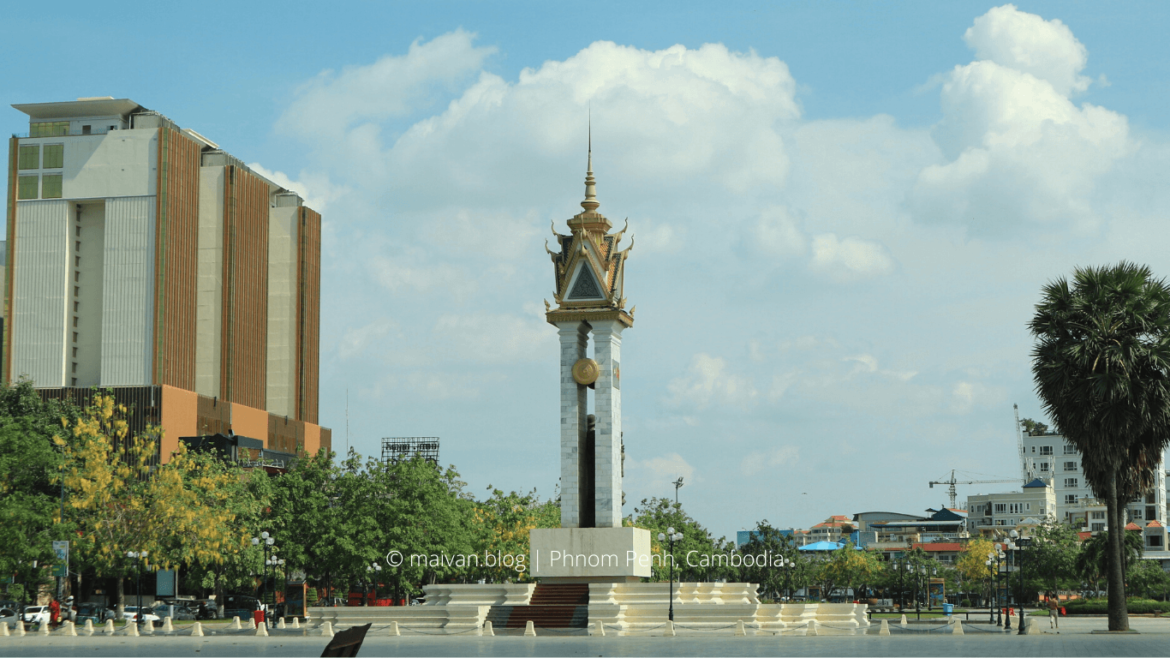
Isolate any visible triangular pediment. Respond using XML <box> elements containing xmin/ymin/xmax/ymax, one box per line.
<box><xmin>567</xmin><ymin>263</ymin><xmax>604</xmax><ymax>300</ymax></box>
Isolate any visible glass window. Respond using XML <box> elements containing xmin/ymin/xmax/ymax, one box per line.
<box><xmin>1040</xmin><ymin>462</ymin><xmax>1049</xmax><ymax>472</ymax></box>
<box><xmin>1091</xmin><ymin>522</ymin><xmax>1105</xmax><ymax>532</ymax></box>
<box><xmin>1091</xmin><ymin>511</ymin><xmax>1105</xmax><ymax>519</ymax></box>
<box><xmin>1064</xmin><ymin>444</ymin><xmax>1077</xmax><ymax>454</ymax></box>
<box><xmin>18</xmin><ymin>145</ymin><xmax>39</xmax><ymax>170</ymax></box>
<box><xmin>30</xmin><ymin>121</ymin><xmax>68</xmax><ymax>137</ymax></box>
<box><xmin>1040</xmin><ymin>446</ymin><xmax>1054</xmax><ymax>455</ymax></box>
<box><xmin>17</xmin><ymin>175</ymin><xmax>38</xmax><ymax>199</ymax></box>
<box><xmin>1065</xmin><ymin>461</ymin><xmax>1077</xmax><ymax>471</ymax></box>
<box><xmin>42</xmin><ymin>144</ymin><xmax>63</xmax><ymax>169</ymax></box>
<box><xmin>41</xmin><ymin>174</ymin><xmax>62</xmax><ymax>199</ymax></box>
<box><xmin>1065</xmin><ymin>495</ymin><xmax>1078</xmax><ymax>504</ymax></box>
<box><xmin>1065</xmin><ymin>478</ymin><xmax>1078</xmax><ymax>488</ymax></box>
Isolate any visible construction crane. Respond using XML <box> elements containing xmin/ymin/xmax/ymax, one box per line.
<box><xmin>929</xmin><ymin>470</ymin><xmax>1021</xmax><ymax>510</ymax></box>
<box><xmin>1014</xmin><ymin>403</ymin><xmax>1026</xmax><ymax>482</ymax></box>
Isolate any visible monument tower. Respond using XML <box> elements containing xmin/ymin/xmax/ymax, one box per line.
<box><xmin>530</xmin><ymin>132</ymin><xmax>651</xmax><ymax>582</ymax></box>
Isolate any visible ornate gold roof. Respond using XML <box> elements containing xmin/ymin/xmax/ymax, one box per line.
<box><xmin>544</xmin><ymin>139</ymin><xmax>633</xmax><ymax>328</ymax></box>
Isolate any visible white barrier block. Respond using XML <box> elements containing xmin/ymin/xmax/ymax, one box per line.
<box><xmin>231</xmin><ymin>616</ymin><xmax>241</xmax><ymax>630</ymax></box>
<box><xmin>735</xmin><ymin>619</ymin><xmax>746</xmax><ymax>636</ymax></box>
<box><xmin>247</xmin><ymin>617</ymin><xmax>256</xmax><ymax>630</ymax></box>
<box><xmin>594</xmin><ymin>620</ymin><xmax>604</xmax><ymax>637</ymax></box>
<box><xmin>0</xmin><ymin>621</ymin><xmax>8</xmax><ymax>637</ymax></box>
<box><xmin>293</xmin><ymin>617</ymin><xmax>300</xmax><ymax>628</ymax></box>
<box><xmin>255</xmin><ymin>621</ymin><xmax>268</xmax><ymax>636</ymax></box>
<box><xmin>524</xmin><ymin>620</ymin><xmax>536</xmax><ymax>636</ymax></box>
<box><xmin>390</xmin><ymin>621</ymin><xmax>399</xmax><ymax>636</ymax></box>
<box><xmin>163</xmin><ymin>617</ymin><xmax>173</xmax><ymax>633</ymax></box>
<box><xmin>125</xmin><ymin>622</ymin><xmax>139</xmax><ymax>637</ymax></box>
<box><xmin>483</xmin><ymin>620</ymin><xmax>494</xmax><ymax>637</ymax></box>
<box><xmin>277</xmin><ymin>617</ymin><xmax>286</xmax><ymax>629</ymax></box>
<box><xmin>14</xmin><ymin>621</ymin><xmax>25</xmax><ymax>637</ymax></box>
<box><xmin>879</xmin><ymin>619</ymin><xmax>890</xmax><ymax>636</ymax></box>
<box><xmin>62</xmin><ymin>620</ymin><xmax>77</xmax><ymax>636</ymax></box>
<box><xmin>102</xmin><ymin>619</ymin><xmax>114</xmax><ymax>635</ymax></box>
<box><xmin>37</xmin><ymin>620</ymin><xmax>50</xmax><ymax>635</ymax></box>
<box><xmin>83</xmin><ymin>619</ymin><xmax>94</xmax><ymax>635</ymax></box>
<box><xmin>321</xmin><ymin>621</ymin><xmax>334</xmax><ymax>637</ymax></box>
<box><xmin>900</xmin><ymin>614</ymin><xmax>907</xmax><ymax>628</ymax></box>
<box><xmin>807</xmin><ymin>620</ymin><xmax>818</xmax><ymax>637</ymax></box>
<box><xmin>666</xmin><ymin>620</ymin><xmax>675</xmax><ymax>637</ymax></box>
<box><xmin>192</xmin><ymin>622</ymin><xmax>204</xmax><ymax>637</ymax></box>
<box><xmin>953</xmin><ymin>620</ymin><xmax>964</xmax><ymax>635</ymax></box>
<box><xmin>142</xmin><ymin>620</ymin><xmax>153</xmax><ymax>635</ymax></box>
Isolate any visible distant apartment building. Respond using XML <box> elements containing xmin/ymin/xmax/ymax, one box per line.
<box><xmin>5</xmin><ymin>97</ymin><xmax>330</xmax><ymax>463</ymax></box>
<box><xmin>966</xmin><ymin>478</ymin><xmax>1055</xmax><ymax>535</ymax></box>
<box><xmin>1020</xmin><ymin>430</ymin><xmax>1166</xmax><ymax>527</ymax></box>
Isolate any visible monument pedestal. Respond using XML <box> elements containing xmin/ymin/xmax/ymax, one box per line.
<box><xmin>529</xmin><ymin>527</ymin><xmax>652</xmax><ymax>582</ymax></box>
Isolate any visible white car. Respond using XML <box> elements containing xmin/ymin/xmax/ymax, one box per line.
<box><xmin>22</xmin><ymin>606</ymin><xmax>50</xmax><ymax>625</ymax></box>
<box><xmin>0</xmin><ymin>607</ymin><xmax>18</xmax><ymax>629</ymax></box>
<box><xmin>121</xmin><ymin>606</ymin><xmax>160</xmax><ymax>624</ymax></box>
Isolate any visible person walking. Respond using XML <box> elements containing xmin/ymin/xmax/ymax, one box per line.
<box><xmin>1047</xmin><ymin>593</ymin><xmax>1059</xmax><ymax>629</ymax></box>
<box><xmin>48</xmin><ymin>598</ymin><xmax>60</xmax><ymax>628</ymax></box>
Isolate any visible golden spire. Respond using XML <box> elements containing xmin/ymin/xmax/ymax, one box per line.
<box><xmin>581</xmin><ymin>113</ymin><xmax>599</xmax><ymax>214</ymax></box>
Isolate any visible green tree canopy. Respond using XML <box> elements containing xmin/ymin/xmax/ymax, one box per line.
<box><xmin>1030</xmin><ymin>262</ymin><xmax>1170</xmax><ymax>631</ymax></box>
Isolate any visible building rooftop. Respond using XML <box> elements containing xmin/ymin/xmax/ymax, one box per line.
<box><xmin>12</xmin><ymin>97</ymin><xmax>144</xmax><ymax>120</ymax></box>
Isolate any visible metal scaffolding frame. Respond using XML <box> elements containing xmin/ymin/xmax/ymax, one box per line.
<box><xmin>380</xmin><ymin>437</ymin><xmax>440</xmax><ymax>465</ymax></box>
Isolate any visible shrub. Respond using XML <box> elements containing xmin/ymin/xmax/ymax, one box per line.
<box><xmin>961</xmin><ymin>599</ymin><xmax>971</xmax><ymax>607</ymax></box>
<box><xmin>1064</xmin><ymin>598</ymin><xmax>1170</xmax><ymax>614</ymax></box>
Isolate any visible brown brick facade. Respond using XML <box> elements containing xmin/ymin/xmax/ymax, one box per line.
<box><xmin>154</xmin><ymin>128</ymin><xmax>201</xmax><ymax>390</ymax></box>
<box><xmin>296</xmin><ymin>207</ymin><xmax>321</xmax><ymax>424</ymax></box>
<box><xmin>221</xmin><ymin>165</ymin><xmax>269</xmax><ymax>409</ymax></box>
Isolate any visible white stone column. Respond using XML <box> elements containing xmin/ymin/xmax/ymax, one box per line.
<box><xmin>557</xmin><ymin>322</ymin><xmax>589</xmax><ymax>528</ymax></box>
<box><xmin>592</xmin><ymin>320</ymin><xmax>624</xmax><ymax>528</ymax></box>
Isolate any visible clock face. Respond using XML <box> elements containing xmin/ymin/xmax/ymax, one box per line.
<box><xmin>572</xmin><ymin>358</ymin><xmax>600</xmax><ymax>386</ymax></box>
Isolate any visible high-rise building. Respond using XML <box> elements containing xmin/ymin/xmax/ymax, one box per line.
<box><xmin>1020</xmin><ymin>430</ymin><xmax>1166</xmax><ymax>528</ymax></box>
<box><xmin>5</xmin><ymin>97</ymin><xmax>329</xmax><ymax>463</ymax></box>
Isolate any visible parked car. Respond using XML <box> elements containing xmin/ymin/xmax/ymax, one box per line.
<box><xmin>0</xmin><ymin>607</ymin><xmax>19</xmax><ymax>630</ymax></box>
<box><xmin>22</xmin><ymin>606</ymin><xmax>50</xmax><ymax>625</ymax></box>
<box><xmin>152</xmin><ymin>602</ymin><xmax>197</xmax><ymax>621</ymax></box>
<box><xmin>75</xmin><ymin>603</ymin><xmax>106</xmax><ymax>625</ymax></box>
<box><xmin>221</xmin><ymin>595</ymin><xmax>262</xmax><ymax>621</ymax></box>
<box><xmin>121</xmin><ymin>606</ymin><xmax>160</xmax><ymax>624</ymax></box>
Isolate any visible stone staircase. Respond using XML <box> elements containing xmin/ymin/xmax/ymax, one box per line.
<box><xmin>487</xmin><ymin>583</ymin><xmax>589</xmax><ymax>630</ymax></box>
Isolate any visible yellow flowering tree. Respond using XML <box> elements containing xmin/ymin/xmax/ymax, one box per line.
<box><xmin>957</xmin><ymin>537</ymin><xmax>997</xmax><ymax>603</ymax></box>
<box><xmin>473</xmin><ymin>487</ymin><xmax>559</xmax><ymax>582</ymax></box>
<box><xmin>55</xmin><ymin>394</ymin><xmax>246</xmax><ymax>615</ymax></box>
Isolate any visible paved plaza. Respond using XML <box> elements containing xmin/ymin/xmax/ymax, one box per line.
<box><xmin>3</xmin><ymin>617</ymin><xmax>1169</xmax><ymax>657</ymax></box>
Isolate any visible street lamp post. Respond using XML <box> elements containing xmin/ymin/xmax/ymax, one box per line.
<box><xmin>997</xmin><ymin>547</ymin><xmax>1006</xmax><ymax>629</ymax></box>
<box><xmin>893</xmin><ymin>559</ymin><xmax>904</xmax><ymax>613</ymax></box>
<box><xmin>985</xmin><ymin>552</ymin><xmax>995</xmax><ymax>625</ymax></box>
<box><xmin>657</xmin><ymin>527</ymin><xmax>683</xmax><ymax>621</ymax></box>
<box><xmin>1015</xmin><ymin>532</ymin><xmax>1030</xmax><ymax>636</ymax></box>
<box><xmin>915</xmin><ymin>564</ymin><xmax>923</xmax><ymax>621</ymax></box>
<box><xmin>1004</xmin><ymin>538</ymin><xmax>1017</xmax><ymax>632</ymax></box>
<box><xmin>126</xmin><ymin>551</ymin><xmax>147</xmax><ymax>631</ymax></box>
<box><xmin>252</xmin><ymin>532</ymin><xmax>276</xmax><ymax>626</ymax></box>
<box><xmin>367</xmin><ymin>563</ymin><xmax>383</xmax><ymax>605</ymax></box>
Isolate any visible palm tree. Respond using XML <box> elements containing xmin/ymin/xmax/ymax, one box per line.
<box><xmin>1077</xmin><ymin>530</ymin><xmax>1144</xmax><ymax>597</ymax></box>
<box><xmin>1029</xmin><ymin>262</ymin><xmax>1170</xmax><ymax>631</ymax></box>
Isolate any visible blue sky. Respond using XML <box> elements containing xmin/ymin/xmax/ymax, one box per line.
<box><xmin>6</xmin><ymin>2</ymin><xmax>1170</xmax><ymax>538</ymax></box>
